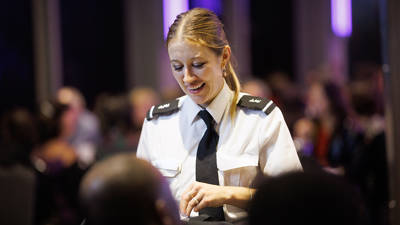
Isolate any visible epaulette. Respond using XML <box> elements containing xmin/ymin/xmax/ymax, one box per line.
<box><xmin>237</xmin><ymin>95</ymin><xmax>276</xmax><ymax>115</ymax></box>
<box><xmin>146</xmin><ymin>99</ymin><xmax>180</xmax><ymax>121</ymax></box>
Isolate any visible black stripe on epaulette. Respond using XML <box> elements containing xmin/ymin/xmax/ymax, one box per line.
<box><xmin>237</xmin><ymin>95</ymin><xmax>275</xmax><ymax>115</ymax></box>
<box><xmin>146</xmin><ymin>109</ymin><xmax>152</xmax><ymax>121</ymax></box>
<box><xmin>264</xmin><ymin>102</ymin><xmax>276</xmax><ymax>115</ymax></box>
<box><xmin>146</xmin><ymin>99</ymin><xmax>179</xmax><ymax>121</ymax></box>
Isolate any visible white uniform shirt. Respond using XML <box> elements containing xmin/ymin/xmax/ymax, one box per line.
<box><xmin>137</xmin><ymin>81</ymin><xmax>302</xmax><ymax>221</ymax></box>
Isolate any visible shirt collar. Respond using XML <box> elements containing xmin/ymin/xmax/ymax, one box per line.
<box><xmin>182</xmin><ymin>81</ymin><xmax>233</xmax><ymax>125</ymax></box>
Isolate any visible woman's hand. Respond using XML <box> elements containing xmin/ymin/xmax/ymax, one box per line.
<box><xmin>180</xmin><ymin>182</ymin><xmax>255</xmax><ymax>217</ymax></box>
<box><xmin>180</xmin><ymin>182</ymin><xmax>227</xmax><ymax>216</ymax></box>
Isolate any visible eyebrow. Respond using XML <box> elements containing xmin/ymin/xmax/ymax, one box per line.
<box><xmin>170</xmin><ymin>56</ymin><xmax>205</xmax><ymax>62</ymax></box>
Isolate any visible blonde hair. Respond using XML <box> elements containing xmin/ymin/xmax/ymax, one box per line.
<box><xmin>166</xmin><ymin>8</ymin><xmax>241</xmax><ymax>119</ymax></box>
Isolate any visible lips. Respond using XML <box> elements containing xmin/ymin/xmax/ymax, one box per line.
<box><xmin>187</xmin><ymin>83</ymin><xmax>205</xmax><ymax>94</ymax></box>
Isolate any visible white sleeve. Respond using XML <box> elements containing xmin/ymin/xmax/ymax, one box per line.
<box><xmin>136</xmin><ymin>119</ymin><xmax>151</xmax><ymax>161</ymax></box>
<box><xmin>258</xmin><ymin>107</ymin><xmax>303</xmax><ymax>176</ymax></box>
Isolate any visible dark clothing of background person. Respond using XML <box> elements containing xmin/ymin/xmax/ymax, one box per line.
<box><xmin>34</xmin><ymin>162</ymin><xmax>85</xmax><ymax>225</ymax></box>
<box><xmin>348</xmin><ymin>131</ymin><xmax>389</xmax><ymax>225</ymax></box>
<box><xmin>0</xmin><ymin>163</ymin><xmax>36</xmax><ymax>225</ymax></box>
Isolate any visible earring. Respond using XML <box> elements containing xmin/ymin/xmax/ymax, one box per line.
<box><xmin>223</xmin><ymin>68</ymin><xmax>227</xmax><ymax>77</ymax></box>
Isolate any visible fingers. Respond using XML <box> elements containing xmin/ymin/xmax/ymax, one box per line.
<box><xmin>180</xmin><ymin>192</ymin><xmax>192</xmax><ymax>215</ymax></box>
<box><xmin>180</xmin><ymin>183</ymin><xmax>196</xmax><ymax>215</ymax></box>
<box><xmin>180</xmin><ymin>182</ymin><xmax>224</xmax><ymax>217</ymax></box>
<box><xmin>185</xmin><ymin>191</ymin><xmax>204</xmax><ymax>216</ymax></box>
<box><xmin>193</xmin><ymin>193</ymin><xmax>208</xmax><ymax>212</ymax></box>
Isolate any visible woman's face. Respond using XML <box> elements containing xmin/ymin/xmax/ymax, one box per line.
<box><xmin>168</xmin><ymin>39</ymin><xmax>225</xmax><ymax>107</ymax></box>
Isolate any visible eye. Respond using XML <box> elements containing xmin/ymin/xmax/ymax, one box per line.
<box><xmin>172</xmin><ymin>64</ymin><xmax>183</xmax><ymax>71</ymax></box>
<box><xmin>192</xmin><ymin>62</ymin><xmax>205</xmax><ymax>69</ymax></box>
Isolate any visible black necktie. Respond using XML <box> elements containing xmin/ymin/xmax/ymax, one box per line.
<box><xmin>196</xmin><ymin>110</ymin><xmax>225</xmax><ymax>220</ymax></box>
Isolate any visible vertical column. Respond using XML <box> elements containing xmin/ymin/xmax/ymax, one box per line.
<box><xmin>379</xmin><ymin>0</ymin><xmax>400</xmax><ymax>224</ymax></box>
<box><xmin>222</xmin><ymin>0</ymin><xmax>251</xmax><ymax>80</ymax></box>
<box><xmin>294</xmin><ymin>0</ymin><xmax>348</xmax><ymax>85</ymax></box>
<box><xmin>32</xmin><ymin>0</ymin><xmax>63</xmax><ymax>103</ymax></box>
<box><xmin>124</xmin><ymin>0</ymin><xmax>167</xmax><ymax>91</ymax></box>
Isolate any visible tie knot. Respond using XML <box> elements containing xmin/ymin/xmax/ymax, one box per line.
<box><xmin>198</xmin><ymin>110</ymin><xmax>214</xmax><ymax>128</ymax></box>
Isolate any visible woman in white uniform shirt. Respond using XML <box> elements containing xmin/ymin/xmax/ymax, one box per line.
<box><xmin>137</xmin><ymin>8</ymin><xmax>302</xmax><ymax>222</ymax></box>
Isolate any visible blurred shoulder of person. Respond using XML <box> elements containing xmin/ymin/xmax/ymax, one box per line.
<box><xmin>249</xmin><ymin>172</ymin><xmax>367</xmax><ymax>225</ymax></box>
<box><xmin>0</xmin><ymin>108</ymin><xmax>37</xmax><ymax>225</ymax></box>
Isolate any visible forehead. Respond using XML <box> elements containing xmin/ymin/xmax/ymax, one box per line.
<box><xmin>167</xmin><ymin>39</ymin><xmax>217</xmax><ymax>61</ymax></box>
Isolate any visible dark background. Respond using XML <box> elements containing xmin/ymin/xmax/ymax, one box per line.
<box><xmin>0</xmin><ymin>0</ymin><xmax>382</xmax><ymax>113</ymax></box>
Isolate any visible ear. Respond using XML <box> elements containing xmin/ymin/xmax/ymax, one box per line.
<box><xmin>221</xmin><ymin>45</ymin><xmax>231</xmax><ymax>68</ymax></box>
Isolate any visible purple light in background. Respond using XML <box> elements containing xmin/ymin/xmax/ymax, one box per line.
<box><xmin>163</xmin><ymin>0</ymin><xmax>189</xmax><ymax>39</ymax></box>
<box><xmin>190</xmin><ymin>0</ymin><xmax>222</xmax><ymax>16</ymax></box>
<box><xmin>331</xmin><ymin>0</ymin><xmax>352</xmax><ymax>37</ymax></box>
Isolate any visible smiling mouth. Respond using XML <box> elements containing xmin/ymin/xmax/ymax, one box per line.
<box><xmin>187</xmin><ymin>83</ymin><xmax>205</xmax><ymax>93</ymax></box>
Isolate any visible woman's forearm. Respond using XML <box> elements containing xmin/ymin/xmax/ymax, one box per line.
<box><xmin>223</xmin><ymin>186</ymin><xmax>256</xmax><ymax>209</ymax></box>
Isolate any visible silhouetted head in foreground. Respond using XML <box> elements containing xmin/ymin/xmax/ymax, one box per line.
<box><xmin>80</xmin><ymin>153</ymin><xmax>180</xmax><ymax>225</ymax></box>
<box><xmin>249</xmin><ymin>172</ymin><xmax>367</xmax><ymax>225</ymax></box>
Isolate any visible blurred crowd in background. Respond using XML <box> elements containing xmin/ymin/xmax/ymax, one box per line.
<box><xmin>0</xmin><ymin>61</ymin><xmax>387</xmax><ymax>225</ymax></box>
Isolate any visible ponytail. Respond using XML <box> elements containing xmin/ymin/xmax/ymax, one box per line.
<box><xmin>224</xmin><ymin>62</ymin><xmax>240</xmax><ymax>119</ymax></box>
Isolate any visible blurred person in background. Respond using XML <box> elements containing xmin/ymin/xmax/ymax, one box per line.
<box><xmin>298</xmin><ymin>80</ymin><xmax>353</xmax><ymax>174</ymax></box>
<box><xmin>57</xmin><ymin>87</ymin><xmax>100</xmax><ymax>168</ymax></box>
<box><xmin>128</xmin><ymin>87</ymin><xmax>160</xmax><ymax>147</ymax></box>
<box><xmin>80</xmin><ymin>153</ymin><xmax>180</xmax><ymax>225</ymax></box>
<box><xmin>266</xmin><ymin>72</ymin><xmax>304</xmax><ymax>130</ymax></box>
<box><xmin>33</xmin><ymin>101</ymin><xmax>78</xmax><ymax>173</ymax></box>
<box><xmin>160</xmin><ymin>85</ymin><xmax>185</xmax><ymax>102</ymax></box>
<box><xmin>242</xmin><ymin>79</ymin><xmax>272</xmax><ymax>99</ymax></box>
<box><xmin>292</xmin><ymin>117</ymin><xmax>324</xmax><ymax>173</ymax></box>
<box><xmin>0</xmin><ymin>108</ymin><xmax>38</xmax><ymax>225</ymax></box>
<box><xmin>249</xmin><ymin>171</ymin><xmax>367</xmax><ymax>225</ymax></box>
<box><xmin>347</xmin><ymin>63</ymin><xmax>388</xmax><ymax>225</ymax></box>
<box><xmin>0</xmin><ymin>108</ymin><xmax>37</xmax><ymax>168</ymax></box>
<box><xmin>32</xmin><ymin>100</ymin><xmax>85</xmax><ymax>225</ymax></box>
<box><xmin>94</xmin><ymin>93</ymin><xmax>137</xmax><ymax>161</ymax></box>
<box><xmin>292</xmin><ymin>118</ymin><xmax>315</xmax><ymax>157</ymax></box>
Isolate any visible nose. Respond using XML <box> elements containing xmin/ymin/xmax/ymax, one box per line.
<box><xmin>183</xmin><ymin>68</ymin><xmax>196</xmax><ymax>84</ymax></box>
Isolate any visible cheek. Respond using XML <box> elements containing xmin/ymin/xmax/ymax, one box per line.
<box><xmin>209</xmin><ymin>70</ymin><xmax>224</xmax><ymax>87</ymax></box>
<box><xmin>172</xmin><ymin>71</ymin><xmax>183</xmax><ymax>82</ymax></box>
<box><xmin>200</xmin><ymin>67</ymin><xmax>217</xmax><ymax>82</ymax></box>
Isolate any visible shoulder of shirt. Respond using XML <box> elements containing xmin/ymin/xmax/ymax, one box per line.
<box><xmin>237</xmin><ymin>94</ymin><xmax>277</xmax><ymax>116</ymax></box>
<box><xmin>146</xmin><ymin>97</ymin><xmax>185</xmax><ymax>121</ymax></box>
